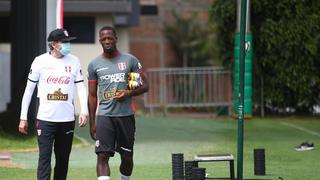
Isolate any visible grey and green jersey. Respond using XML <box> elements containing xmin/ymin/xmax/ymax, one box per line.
<box><xmin>87</xmin><ymin>52</ymin><xmax>143</xmax><ymax>117</ymax></box>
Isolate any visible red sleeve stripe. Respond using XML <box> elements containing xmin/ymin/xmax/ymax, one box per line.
<box><xmin>130</xmin><ymin>97</ymin><xmax>136</xmax><ymax>113</ymax></box>
<box><xmin>88</xmin><ymin>80</ymin><xmax>97</xmax><ymax>83</ymax></box>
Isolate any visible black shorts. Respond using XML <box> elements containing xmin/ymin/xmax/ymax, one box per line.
<box><xmin>95</xmin><ymin>115</ymin><xmax>136</xmax><ymax>157</ymax></box>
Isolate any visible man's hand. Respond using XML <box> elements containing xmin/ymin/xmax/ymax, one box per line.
<box><xmin>114</xmin><ymin>89</ymin><xmax>130</xmax><ymax>102</ymax></box>
<box><xmin>78</xmin><ymin>114</ymin><xmax>87</xmax><ymax>127</ymax></box>
<box><xmin>90</xmin><ymin>125</ymin><xmax>96</xmax><ymax>140</ymax></box>
<box><xmin>18</xmin><ymin>120</ymin><xmax>28</xmax><ymax>135</ymax></box>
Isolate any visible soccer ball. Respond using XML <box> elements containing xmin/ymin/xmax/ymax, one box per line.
<box><xmin>128</xmin><ymin>72</ymin><xmax>142</xmax><ymax>90</ymax></box>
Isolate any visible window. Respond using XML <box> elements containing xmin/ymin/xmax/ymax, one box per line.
<box><xmin>141</xmin><ymin>5</ymin><xmax>158</xmax><ymax>16</ymax></box>
<box><xmin>0</xmin><ymin>16</ymin><xmax>10</xmax><ymax>43</ymax></box>
<box><xmin>64</xmin><ymin>16</ymin><xmax>95</xmax><ymax>43</ymax></box>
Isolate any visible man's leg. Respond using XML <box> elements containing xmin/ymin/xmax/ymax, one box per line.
<box><xmin>36</xmin><ymin>120</ymin><xmax>55</xmax><ymax>180</ymax></box>
<box><xmin>53</xmin><ymin>121</ymin><xmax>75</xmax><ymax>180</ymax></box>
<box><xmin>96</xmin><ymin>116</ymin><xmax>116</xmax><ymax>180</ymax></box>
<box><xmin>115</xmin><ymin>115</ymin><xmax>136</xmax><ymax>179</ymax></box>
<box><xmin>97</xmin><ymin>153</ymin><xmax>111</xmax><ymax>179</ymax></box>
<box><xmin>120</xmin><ymin>154</ymin><xmax>133</xmax><ymax>178</ymax></box>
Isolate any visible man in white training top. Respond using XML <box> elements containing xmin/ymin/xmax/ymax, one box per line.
<box><xmin>18</xmin><ymin>28</ymin><xmax>88</xmax><ymax>180</ymax></box>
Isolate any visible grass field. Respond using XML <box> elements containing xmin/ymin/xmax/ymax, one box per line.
<box><xmin>0</xmin><ymin>116</ymin><xmax>319</xmax><ymax>180</ymax></box>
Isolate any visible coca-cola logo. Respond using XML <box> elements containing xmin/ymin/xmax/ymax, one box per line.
<box><xmin>47</xmin><ymin>76</ymin><xmax>70</xmax><ymax>84</ymax></box>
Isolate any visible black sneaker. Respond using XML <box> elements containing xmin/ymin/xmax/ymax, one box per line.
<box><xmin>294</xmin><ymin>141</ymin><xmax>315</xmax><ymax>151</ymax></box>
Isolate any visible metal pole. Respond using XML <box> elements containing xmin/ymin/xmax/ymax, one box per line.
<box><xmin>237</xmin><ymin>0</ymin><xmax>248</xmax><ymax>179</ymax></box>
<box><xmin>56</xmin><ymin>0</ymin><xmax>64</xmax><ymax>28</ymax></box>
<box><xmin>47</xmin><ymin>0</ymin><xmax>56</xmax><ymax>51</ymax></box>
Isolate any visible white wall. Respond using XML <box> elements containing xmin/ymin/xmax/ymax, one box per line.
<box><xmin>0</xmin><ymin>44</ymin><xmax>10</xmax><ymax>54</ymax></box>
<box><xmin>0</xmin><ymin>47</ymin><xmax>10</xmax><ymax>112</ymax></box>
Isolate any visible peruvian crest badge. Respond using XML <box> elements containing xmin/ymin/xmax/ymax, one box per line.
<box><xmin>118</xmin><ymin>62</ymin><xmax>126</xmax><ymax>70</ymax></box>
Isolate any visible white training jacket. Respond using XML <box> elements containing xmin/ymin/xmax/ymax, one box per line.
<box><xmin>20</xmin><ymin>52</ymin><xmax>88</xmax><ymax>122</ymax></box>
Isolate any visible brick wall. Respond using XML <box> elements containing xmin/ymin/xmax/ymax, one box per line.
<box><xmin>129</xmin><ymin>0</ymin><xmax>214</xmax><ymax>69</ymax></box>
<box><xmin>129</xmin><ymin>0</ymin><xmax>214</xmax><ymax>111</ymax></box>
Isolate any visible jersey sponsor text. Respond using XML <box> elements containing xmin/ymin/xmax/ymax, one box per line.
<box><xmin>47</xmin><ymin>76</ymin><xmax>71</xmax><ymax>84</ymax></box>
<box><xmin>103</xmin><ymin>88</ymin><xmax>117</xmax><ymax>100</ymax></box>
<box><xmin>47</xmin><ymin>88</ymin><xmax>68</xmax><ymax>101</ymax></box>
<box><xmin>99</xmin><ymin>73</ymin><xmax>125</xmax><ymax>83</ymax></box>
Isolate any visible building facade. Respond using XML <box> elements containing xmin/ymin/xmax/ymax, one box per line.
<box><xmin>129</xmin><ymin>0</ymin><xmax>214</xmax><ymax>69</ymax></box>
<box><xmin>0</xmin><ymin>0</ymin><xmax>139</xmax><ymax>113</ymax></box>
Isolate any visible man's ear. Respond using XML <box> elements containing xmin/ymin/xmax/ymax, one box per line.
<box><xmin>99</xmin><ymin>36</ymin><xmax>105</xmax><ymax>44</ymax></box>
<box><xmin>51</xmin><ymin>42</ymin><xmax>57</xmax><ymax>48</ymax></box>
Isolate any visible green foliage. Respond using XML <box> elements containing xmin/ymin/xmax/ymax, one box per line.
<box><xmin>209</xmin><ymin>0</ymin><xmax>236</xmax><ymax>69</ymax></box>
<box><xmin>163</xmin><ymin>11</ymin><xmax>217</xmax><ymax>67</ymax></box>
<box><xmin>210</xmin><ymin>0</ymin><xmax>320</xmax><ymax>114</ymax></box>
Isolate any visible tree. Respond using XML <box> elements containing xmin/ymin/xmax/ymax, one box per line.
<box><xmin>163</xmin><ymin>11</ymin><xmax>218</xmax><ymax>67</ymax></box>
<box><xmin>209</xmin><ymin>0</ymin><xmax>236</xmax><ymax>69</ymax></box>
<box><xmin>210</xmin><ymin>0</ymin><xmax>320</xmax><ymax>114</ymax></box>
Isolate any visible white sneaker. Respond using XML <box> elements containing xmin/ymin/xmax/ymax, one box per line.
<box><xmin>294</xmin><ymin>141</ymin><xmax>315</xmax><ymax>151</ymax></box>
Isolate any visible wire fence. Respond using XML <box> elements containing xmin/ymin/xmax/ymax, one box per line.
<box><xmin>144</xmin><ymin>67</ymin><xmax>233</xmax><ymax>115</ymax></box>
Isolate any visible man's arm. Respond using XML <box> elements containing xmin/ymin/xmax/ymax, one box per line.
<box><xmin>76</xmin><ymin>81</ymin><xmax>88</xmax><ymax>127</ymax></box>
<box><xmin>19</xmin><ymin>80</ymin><xmax>37</xmax><ymax>134</ymax></box>
<box><xmin>88</xmin><ymin>82</ymin><xmax>98</xmax><ymax>140</ymax></box>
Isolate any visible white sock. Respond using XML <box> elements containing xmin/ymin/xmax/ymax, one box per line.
<box><xmin>120</xmin><ymin>174</ymin><xmax>130</xmax><ymax>180</ymax></box>
<box><xmin>98</xmin><ymin>176</ymin><xmax>110</xmax><ymax>180</ymax></box>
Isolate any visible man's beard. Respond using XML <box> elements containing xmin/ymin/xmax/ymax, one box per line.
<box><xmin>104</xmin><ymin>46</ymin><xmax>116</xmax><ymax>54</ymax></box>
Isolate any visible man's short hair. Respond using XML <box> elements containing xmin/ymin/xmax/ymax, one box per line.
<box><xmin>48</xmin><ymin>42</ymin><xmax>54</xmax><ymax>51</ymax></box>
<box><xmin>99</xmin><ymin>26</ymin><xmax>117</xmax><ymax>37</ymax></box>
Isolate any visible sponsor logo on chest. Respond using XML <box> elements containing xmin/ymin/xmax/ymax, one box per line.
<box><xmin>100</xmin><ymin>73</ymin><xmax>126</xmax><ymax>83</ymax></box>
<box><xmin>47</xmin><ymin>88</ymin><xmax>68</xmax><ymax>101</ymax></box>
<box><xmin>103</xmin><ymin>88</ymin><xmax>117</xmax><ymax>100</ymax></box>
<box><xmin>47</xmin><ymin>75</ymin><xmax>70</xmax><ymax>84</ymax></box>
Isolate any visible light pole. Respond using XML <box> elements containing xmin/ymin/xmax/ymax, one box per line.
<box><xmin>236</xmin><ymin>0</ymin><xmax>250</xmax><ymax>179</ymax></box>
<box><xmin>234</xmin><ymin>0</ymin><xmax>252</xmax><ymax>118</ymax></box>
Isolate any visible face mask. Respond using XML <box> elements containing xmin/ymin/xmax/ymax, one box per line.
<box><xmin>58</xmin><ymin>43</ymin><xmax>71</xmax><ymax>56</ymax></box>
